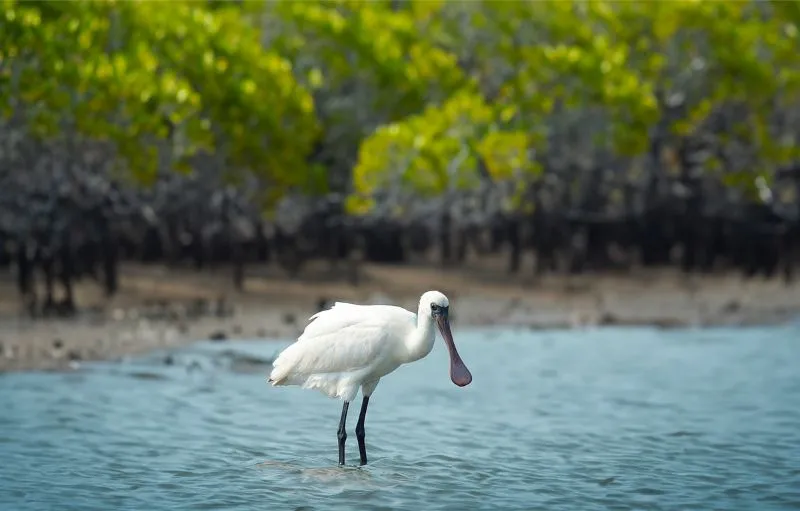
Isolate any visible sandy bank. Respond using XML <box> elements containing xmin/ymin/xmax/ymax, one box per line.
<box><xmin>1</xmin><ymin>261</ymin><xmax>799</xmax><ymax>373</ymax></box>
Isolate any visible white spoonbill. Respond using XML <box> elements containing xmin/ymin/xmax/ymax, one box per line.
<box><xmin>268</xmin><ymin>290</ymin><xmax>472</xmax><ymax>466</ymax></box>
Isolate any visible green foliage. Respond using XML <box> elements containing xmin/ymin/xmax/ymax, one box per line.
<box><xmin>350</xmin><ymin>87</ymin><xmax>539</xmax><ymax>213</ymax></box>
<box><xmin>2</xmin><ymin>0</ymin><xmax>799</xmax><ymax>210</ymax></box>
<box><xmin>345</xmin><ymin>0</ymin><xmax>800</xmax><ymax>206</ymax></box>
<box><xmin>1</xmin><ymin>0</ymin><xmax>318</xmax><ymax>200</ymax></box>
<box><xmin>267</xmin><ymin>0</ymin><xmax>466</xmax><ymax>115</ymax></box>
<box><xmin>258</xmin><ymin>0</ymin><xmax>469</xmax><ymax>193</ymax></box>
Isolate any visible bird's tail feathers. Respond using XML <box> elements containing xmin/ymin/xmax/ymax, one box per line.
<box><xmin>267</xmin><ymin>367</ymin><xmax>288</xmax><ymax>386</ymax></box>
<box><xmin>267</xmin><ymin>350</ymin><xmax>295</xmax><ymax>386</ymax></box>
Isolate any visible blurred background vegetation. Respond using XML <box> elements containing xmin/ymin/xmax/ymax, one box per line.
<box><xmin>4</xmin><ymin>0</ymin><xmax>799</xmax><ymax>207</ymax></box>
<box><xmin>2</xmin><ymin>0</ymin><xmax>800</xmax><ymax>315</ymax></box>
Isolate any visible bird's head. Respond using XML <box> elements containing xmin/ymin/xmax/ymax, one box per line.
<box><xmin>421</xmin><ymin>290</ymin><xmax>449</xmax><ymax>315</ymax></box>
<box><xmin>420</xmin><ymin>290</ymin><xmax>472</xmax><ymax>388</ymax></box>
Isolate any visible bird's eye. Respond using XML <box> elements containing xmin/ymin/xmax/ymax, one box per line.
<box><xmin>431</xmin><ymin>304</ymin><xmax>439</xmax><ymax>311</ymax></box>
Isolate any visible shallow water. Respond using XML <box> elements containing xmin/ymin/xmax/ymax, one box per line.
<box><xmin>2</xmin><ymin>325</ymin><xmax>800</xmax><ymax>511</ymax></box>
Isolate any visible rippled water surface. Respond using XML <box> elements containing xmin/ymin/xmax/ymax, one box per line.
<box><xmin>2</xmin><ymin>325</ymin><xmax>800</xmax><ymax>510</ymax></box>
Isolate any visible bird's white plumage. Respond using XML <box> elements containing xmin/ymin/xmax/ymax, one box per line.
<box><xmin>269</xmin><ymin>292</ymin><xmax>448</xmax><ymax>402</ymax></box>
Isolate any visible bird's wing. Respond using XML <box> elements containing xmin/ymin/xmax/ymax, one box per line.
<box><xmin>270</xmin><ymin>303</ymin><xmax>414</xmax><ymax>382</ymax></box>
<box><xmin>305</xmin><ymin>302</ymin><xmax>415</xmax><ymax>336</ymax></box>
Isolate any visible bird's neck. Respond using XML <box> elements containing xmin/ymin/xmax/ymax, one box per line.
<box><xmin>404</xmin><ymin>308</ymin><xmax>435</xmax><ymax>363</ymax></box>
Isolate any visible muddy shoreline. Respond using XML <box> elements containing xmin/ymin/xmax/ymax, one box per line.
<box><xmin>1</xmin><ymin>262</ymin><xmax>799</xmax><ymax>373</ymax></box>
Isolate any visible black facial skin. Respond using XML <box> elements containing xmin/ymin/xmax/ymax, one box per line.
<box><xmin>431</xmin><ymin>304</ymin><xmax>449</xmax><ymax>317</ymax></box>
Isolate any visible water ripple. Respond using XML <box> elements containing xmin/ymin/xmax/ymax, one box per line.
<box><xmin>1</xmin><ymin>326</ymin><xmax>799</xmax><ymax>510</ymax></box>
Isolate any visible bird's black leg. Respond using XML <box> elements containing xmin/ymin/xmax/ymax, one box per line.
<box><xmin>337</xmin><ymin>401</ymin><xmax>349</xmax><ymax>466</ymax></box>
<box><xmin>355</xmin><ymin>396</ymin><xmax>370</xmax><ymax>466</ymax></box>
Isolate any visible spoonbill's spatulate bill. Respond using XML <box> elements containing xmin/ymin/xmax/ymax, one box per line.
<box><xmin>268</xmin><ymin>290</ymin><xmax>472</xmax><ymax>465</ymax></box>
